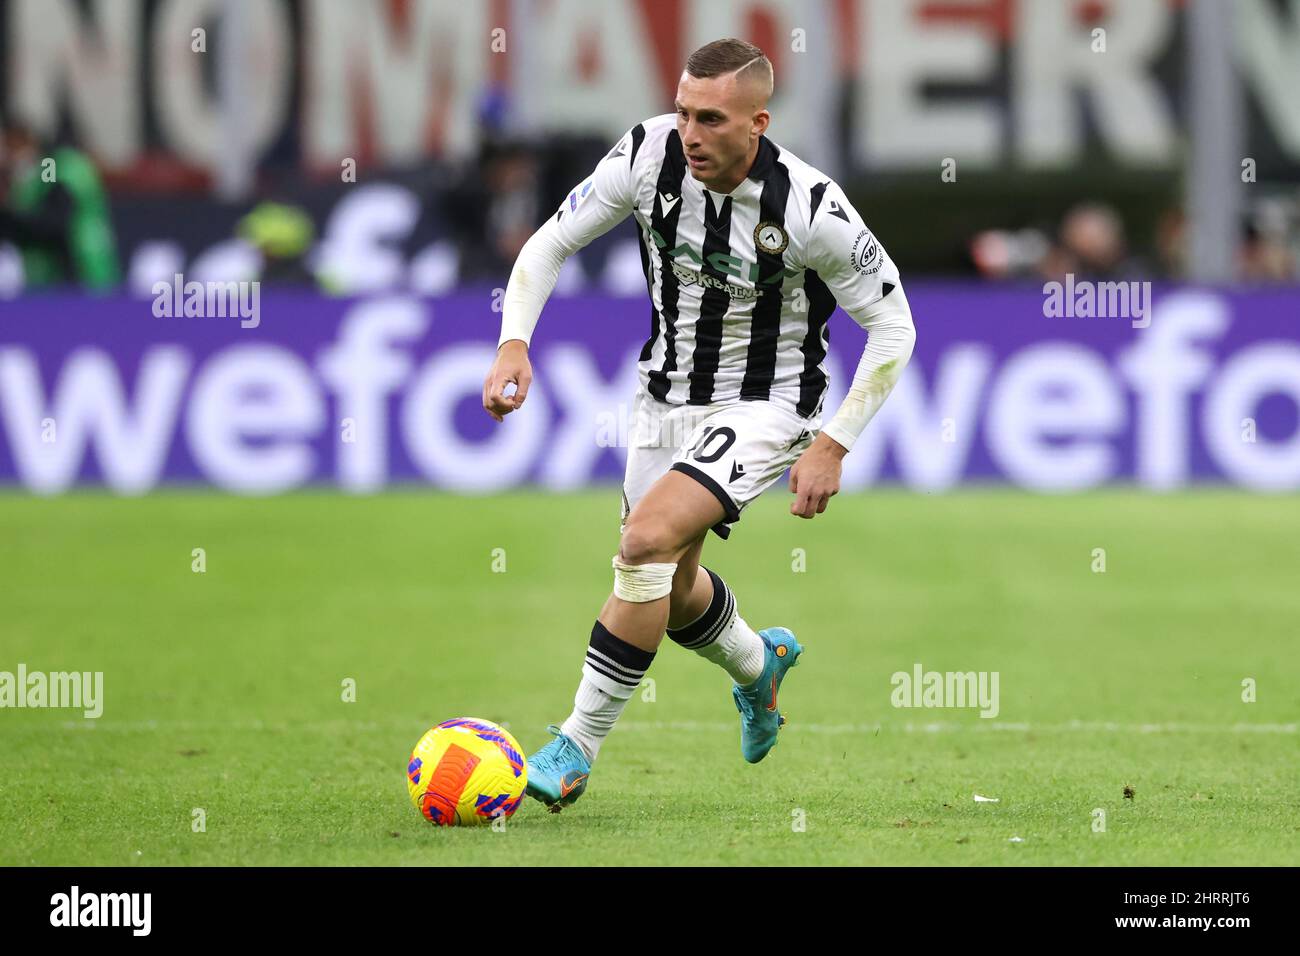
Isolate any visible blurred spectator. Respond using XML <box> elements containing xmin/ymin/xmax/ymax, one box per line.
<box><xmin>237</xmin><ymin>201</ymin><xmax>316</xmax><ymax>284</ymax></box>
<box><xmin>1039</xmin><ymin>202</ymin><xmax>1146</xmax><ymax>281</ymax></box>
<box><xmin>969</xmin><ymin>227</ymin><xmax>1051</xmax><ymax>280</ymax></box>
<box><xmin>444</xmin><ymin>138</ymin><xmax>541</xmax><ymax>282</ymax></box>
<box><xmin>1239</xmin><ymin>199</ymin><xmax>1296</xmax><ymax>282</ymax></box>
<box><xmin>0</xmin><ymin>121</ymin><xmax>121</xmax><ymax>290</ymax></box>
<box><xmin>969</xmin><ymin>204</ymin><xmax>1148</xmax><ymax>282</ymax></box>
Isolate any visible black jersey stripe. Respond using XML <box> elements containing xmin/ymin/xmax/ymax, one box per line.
<box><xmin>740</xmin><ymin>146</ymin><xmax>792</xmax><ymax>401</ymax></box>
<box><xmin>636</xmin><ymin>227</ymin><xmax>659</xmax><ymax>363</ymax></box>
<box><xmin>630</xmin><ymin>123</ymin><xmax>646</xmax><ymax>165</ymax></box>
<box><xmin>686</xmin><ymin>192</ymin><xmax>734</xmax><ymax>404</ymax></box>
<box><xmin>796</xmin><ymin>269</ymin><xmax>836</xmax><ymax>417</ymax></box>
<box><xmin>647</xmin><ymin>129</ymin><xmax>688</xmax><ymax>402</ymax></box>
<box><xmin>809</xmin><ymin>181</ymin><xmax>828</xmax><ymax>223</ymax></box>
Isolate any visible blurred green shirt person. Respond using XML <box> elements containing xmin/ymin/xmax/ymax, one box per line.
<box><xmin>0</xmin><ymin>123</ymin><xmax>120</xmax><ymax>291</ymax></box>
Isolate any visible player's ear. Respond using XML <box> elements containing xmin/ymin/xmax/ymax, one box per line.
<box><xmin>752</xmin><ymin>109</ymin><xmax>770</xmax><ymax>138</ymax></box>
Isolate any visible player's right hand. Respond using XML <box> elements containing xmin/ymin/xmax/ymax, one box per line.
<box><xmin>483</xmin><ymin>340</ymin><xmax>533</xmax><ymax>422</ymax></box>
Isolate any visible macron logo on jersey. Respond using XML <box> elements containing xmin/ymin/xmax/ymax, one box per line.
<box><xmin>605</xmin><ymin>137</ymin><xmax>630</xmax><ymax>161</ymax></box>
<box><xmin>658</xmin><ymin>191</ymin><xmax>680</xmax><ymax>217</ymax></box>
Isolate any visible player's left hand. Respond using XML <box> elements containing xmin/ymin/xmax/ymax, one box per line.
<box><xmin>789</xmin><ymin>434</ymin><xmax>847</xmax><ymax>518</ymax></box>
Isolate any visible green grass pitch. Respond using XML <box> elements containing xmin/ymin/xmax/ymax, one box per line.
<box><xmin>1</xmin><ymin>488</ymin><xmax>1296</xmax><ymax>865</ymax></box>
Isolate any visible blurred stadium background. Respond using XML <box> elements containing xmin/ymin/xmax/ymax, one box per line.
<box><xmin>1</xmin><ymin>0</ymin><xmax>1298</xmax><ymax>865</ymax></box>
<box><xmin>2</xmin><ymin>0</ymin><xmax>1298</xmax><ymax>495</ymax></box>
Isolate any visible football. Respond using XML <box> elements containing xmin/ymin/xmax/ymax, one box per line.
<box><xmin>406</xmin><ymin>718</ymin><xmax>528</xmax><ymax>825</ymax></box>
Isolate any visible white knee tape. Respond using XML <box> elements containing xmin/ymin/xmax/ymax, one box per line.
<box><xmin>611</xmin><ymin>558</ymin><xmax>678</xmax><ymax>602</ymax></box>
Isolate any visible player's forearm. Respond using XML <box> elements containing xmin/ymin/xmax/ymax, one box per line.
<box><xmin>821</xmin><ymin>291</ymin><xmax>916</xmax><ymax>452</ymax></box>
<box><xmin>497</xmin><ymin>218</ymin><xmax>571</xmax><ymax>348</ymax></box>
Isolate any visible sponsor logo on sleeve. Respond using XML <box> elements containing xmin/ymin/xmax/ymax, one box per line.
<box><xmin>850</xmin><ymin>228</ymin><xmax>881</xmax><ymax>275</ymax></box>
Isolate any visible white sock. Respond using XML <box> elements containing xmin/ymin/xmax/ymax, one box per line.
<box><xmin>667</xmin><ymin>568</ymin><xmax>766</xmax><ymax>686</ymax></box>
<box><xmin>559</xmin><ymin>621</ymin><xmax>655</xmax><ymax>764</ymax></box>
<box><xmin>560</xmin><ymin>678</ymin><xmax>628</xmax><ymax>764</ymax></box>
<box><xmin>701</xmin><ymin>613</ymin><xmax>766</xmax><ymax>685</ymax></box>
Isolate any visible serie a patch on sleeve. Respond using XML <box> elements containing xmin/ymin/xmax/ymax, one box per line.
<box><xmin>568</xmin><ymin>179</ymin><xmax>594</xmax><ymax>212</ymax></box>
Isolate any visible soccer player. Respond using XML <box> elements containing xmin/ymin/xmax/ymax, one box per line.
<box><xmin>482</xmin><ymin>38</ymin><xmax>916</xmax><ymax>810</ymax></box>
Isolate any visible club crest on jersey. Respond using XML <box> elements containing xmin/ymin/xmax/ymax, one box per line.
<box><xmin>851</xmin><ymin>228</ymin><xmax>881</xmax><ymax>275</ymax></box>
<box><xmin>754</xmin><ymin>221</ymin><xmax>788</xmax><ymax>255</ymax></box>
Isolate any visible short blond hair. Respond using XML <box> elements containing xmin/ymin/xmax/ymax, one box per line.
<box><xmin>685</xmin><ymin>38</ymin><xmax>773</xmax><ymax>100</ymax></box>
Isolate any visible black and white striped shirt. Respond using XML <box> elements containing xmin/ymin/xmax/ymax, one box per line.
<box><xmin>501</xmin><ymin>113</ymin><xmax>912</xmax><ymax>448</ymax></box>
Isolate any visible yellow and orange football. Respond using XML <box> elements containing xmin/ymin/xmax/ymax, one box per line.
<box><xmin>406</xmin><ymin>718</ymin><xmax>528</xmax><ymax>825</ymax></box>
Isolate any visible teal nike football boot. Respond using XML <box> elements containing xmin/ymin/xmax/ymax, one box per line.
<box><xmin>732</xmin><ymin>627</ymin><xmax>803</xmax><ymax>763</ymax></box>
<box><xmin>524</xmin><ymin>725</ymin><xmax>592</xmax><ymax>812</ymax></box>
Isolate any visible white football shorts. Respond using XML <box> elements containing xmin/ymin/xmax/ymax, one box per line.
<box><xmin>620</xmin><ymin>387</ymin><xmax>820</xmax><ymax>539</ymax></box>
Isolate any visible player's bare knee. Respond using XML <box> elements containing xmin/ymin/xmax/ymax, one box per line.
<box><xmin>617</xmin><ymin>521</ymin><xmax>681</xmax><ymax>566</ymax></box>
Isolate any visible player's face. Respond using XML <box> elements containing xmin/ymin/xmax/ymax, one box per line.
<box><xmin>675</xmin><ymin>71</ymin><xmax>769</xmax><ymax>190</ymax></box>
